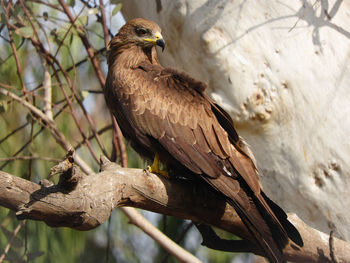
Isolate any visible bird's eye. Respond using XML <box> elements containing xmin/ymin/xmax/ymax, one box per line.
<box><xmin>135</xmin><ymin>28</ymin><xmax>148</xmax><ymax>36</ymax></box>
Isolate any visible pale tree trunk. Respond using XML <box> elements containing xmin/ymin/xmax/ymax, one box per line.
<box><xmin>121</xmin><ymin>0</ymin><xmax>350</xmax><ymax>240</ymax></box>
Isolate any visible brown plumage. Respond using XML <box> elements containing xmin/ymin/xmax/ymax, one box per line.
<box><xmin>105</xmin><ymin>18</ymin><xmax>303</xmax><ymax>263</ymax></box>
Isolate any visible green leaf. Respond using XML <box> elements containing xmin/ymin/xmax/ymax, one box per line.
<box><xmin>80</xmin><ymin>90</ymin><xmax>89</xmax><ymax>100</ymax></box>
<box><xmin>77</xmin><ymin>15</ymin><xmax>88</xmax><ymax>26</ymax></box>
<box><xmin>69</xmin><ymin>33</ymin><xmax>74</xmax><ymax>45</ymax></box>
<box><xmin>1</xmin><ymin>13</ymin><xmax>7</xmax><ymax>24</ymax></box>
<box><xmin>0</xmin><ymin>101</ymin><xmax>8</xmax><ymax>113</ymax></box>
<box><xmin>112</xmin><ymin>3</ymin><xmax>122</xmax><ymax>16</ymax></box>
<box><xmin>15</xmin><ymin>26</ymin><xmax>34</xmax><ymax>38</ymax></box>
<box><xmin>27</xmin><ymin>251</ymin><xmax>44</xmax><ymax>260</ymax></box>
<box><xmin>13</xmin><ymin>5</ymin><xmax>23</xmax><ymax>17</ymax></box>
<box><xmin>43</xmin><ymin>11</ymin><xmax>48</xmax><ymax>21</ymax></box>
<box><xmin>67</xmin><ymin>0</ymin><xmax>75</xmax><ymax>7</ymax></box>
<box><xmin>26</xmin><ymin>113</ymin><xmax>33</xmax><ymax>122</ymax></box>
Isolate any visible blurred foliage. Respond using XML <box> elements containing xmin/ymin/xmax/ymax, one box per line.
<box><xmin>0</xmin><ymin>1</ymin><xmax>237</xmax><ymax>262</ymax></box>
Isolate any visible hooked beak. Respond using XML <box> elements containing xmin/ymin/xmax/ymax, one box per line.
<box><xmin>156</xmin><ymin>38</ymin><xmax>165</xmax><ymax>52</ymax></box>
<box><xmin>143</xmin><ymin>32</ymin><xmax>166</xmax><ymax>52</ymax></box>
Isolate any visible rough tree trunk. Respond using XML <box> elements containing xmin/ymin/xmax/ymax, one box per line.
<box><xmin>120</xmin><ymin>0</ymin><xmax>350</xmax><ymax>240</ymax></box>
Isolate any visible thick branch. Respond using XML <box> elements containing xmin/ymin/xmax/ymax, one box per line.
<box><xmin>0</xmin><ymin>159</ymin><xmax>349</xmax><ymax>262</ymax></box>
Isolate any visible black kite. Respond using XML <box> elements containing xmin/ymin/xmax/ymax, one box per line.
<box><xmin>105</xmin><ymin>18</ymin><xmax>302</xmax><ymax>263</ymax></box>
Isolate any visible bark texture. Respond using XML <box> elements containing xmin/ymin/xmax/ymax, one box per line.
<box><xmin>0</xmin><ymin>157</ymin><xmax>349</xmax><ymax>262</ymax></box>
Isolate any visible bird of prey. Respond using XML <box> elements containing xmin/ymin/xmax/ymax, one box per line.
<box><xmin>105</xmin><ymin>18</ymin><xmax>302</xmax><ymax>263</ymax></box>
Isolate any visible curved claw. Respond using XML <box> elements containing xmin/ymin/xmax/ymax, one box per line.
<box><xmin>147</xmin><ymin>154</ymin><xmax>169</xmax><ymax>179</ymax></box>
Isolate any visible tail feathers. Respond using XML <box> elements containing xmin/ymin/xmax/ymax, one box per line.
<box><xmin>261</xmin><ymin>191</ymin><xmax>303</xmax><ymax>247</ymax></box>
<box><xmin>251</xmin><ymin>194</ymin><xmax>289</xmax><ymax>251</ymax></box>
<box><xmin>227</xmin><ymin>198</ymin><xmax>286</xmax><ymax>263</ymax></box>
<box><xmin>202</xmin><ymin>176</ymin><xmax>287</xmax><ymax>263</ymax></box>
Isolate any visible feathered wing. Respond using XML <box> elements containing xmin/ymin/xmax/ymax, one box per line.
<box><xmin>111</xmin><ymin>61</ymin><xmax>302</xmax><ymax>263</ymax></box>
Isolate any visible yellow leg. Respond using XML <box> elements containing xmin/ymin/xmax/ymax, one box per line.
<box><xmin>147</xmin><ymin>153</ymin><xmax>169</xmax><ymax>178</ymax></box>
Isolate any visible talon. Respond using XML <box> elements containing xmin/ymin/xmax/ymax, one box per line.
<box><xmin>144</xmin><ymin>167</ymin><xmax>151</xmax><ymax>176</ymax></box>
<box><xmin>147</xmin><ymin>153</ymin><xmax>170</xmax><ymax>179</ymax></box>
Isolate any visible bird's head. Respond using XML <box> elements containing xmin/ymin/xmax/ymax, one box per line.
<box><xmin>114</xmin><ymin>18</ymin><xmax>165</xmax><ymax>52</ymax></box>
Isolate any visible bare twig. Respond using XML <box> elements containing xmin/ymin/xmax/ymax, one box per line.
<box><xmin>55</xmin><ymin>0</ymin><xmax>110</xmax><ymax>159</ymax></box>
<box><xmin>53</xmin><ymin>5</ymin><xmax>85</xmax><ymax>58</ymax></box>
<box><xmin>160</xmin><ymin>222</ymin><xmax>194</xmax><ymax>263</ymax></box>
<box><xmin>99</xmin><ymin>0</ymin><xmax>109</xmax><ymax>48</ymax></box>
<box><xmin>0</xmin><ymin>122</ymin><xmax>28</xmax><ymax>145</ymax></box>
<box><xmin>0</xmin><ymin>221</ymin><xmax>26</xmax><ymax>263</ymax></box>
<box><xmin>51</xmin><ymin>71</ymin><xmax>100</xmax><ymax>163</ymax></box>
<box><xmin>3</xmin><ymin>1</ymin><xmax>26</xmax><ymax>93</ymax></box>
<box><xmin>74</xmin><ymin>124</ymin><xmax>113</xmax><ymax>150</ymax></box>
<box><xmin>79</xmin><ymin>0</ymin><xmax>114</xmax><ymax>39</ymax></box>
<box><xmin>0</xmin><ymin>87</ymin><xmax>92</xmax><ymax>174</ymax></box>
<box><xmin>15</xmin><ymin>3</ymin><xmax>104</xmax><ymax>163</ymax></box>
<box><xmin>42</xmin><ymin>63</ymin><xmax>53</xmax><ymax>120</ymax></box>
<box><xmin>0</xmin><ymin>100</ymin><xmax>70</xmax><ymax>170</ymax></box>
<box><xmin>19</xmin><ymin>0</ymin><xmax>40</xmax><ymax>41</ymax></box>
<box><xmin>0</xmin><ymin>156</ymin><xmax>60</xmax><ymax>163</ymax></box>
<box><xmin>122</xmin><ymin>207</ymin><xmax>202</xmax><ymax>263</ymax></box>
<box><xmin>58</xmin><ymin>0</ymin><xmax>106</xmax><ymax>88</ymax></box>
<box><xmin>27</xmin><ymin>0</ymin><xmax>64</xmax><ymax>12</ymax></box>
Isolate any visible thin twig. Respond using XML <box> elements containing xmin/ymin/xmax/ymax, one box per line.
<box><xmin>79</xmin><ymin>0</ymin><xmax>114</xmax><ymax>39</ymax></box>
<box><xmin>43</xmin><ymin>62</ymin><xmax>53</xmax><ymax>120</ymax></box>
<box><xmin>9</xmin><ymin>8</ymin><xmax>105</xmax><ymax>162</ymax></box>
<box><xmin>27</xmin><ymin>0</ymin><xmax>64</xmax><ymax>12</ymax></box>
<box><xmin>0</xmin><ymin>87</ymin><xmax>92</xmax><ymax>174</ymax></box>
<box><xmin>17</xmin><ymin>4</ymin><xmax>97</xmax><ymax>162</ymax></box>
<box><xmin>74</xmin><ymin>124</ymin><xmax>113</xmax><ymax>150</ymax></box>
<box><xmin>53</xmin><ymin>5</ymin><xmax>85</xmax><ymax>58</ymax></box>
<box><xmin>19</xmin><ymin>0</ymin><xmax>40</xmax><ymax>41</ymax></box>
<box><xmin>18</xmin><ymin>2</ymin><xmax>105</xmax><ymax>166</ymax></box>
<box><xmin>0</xmin><ymin>221</ymin><xmax>26</xmax><ymax>263</ymax></box>
<box><xmin>58</xmin><ymin>0</ymin><xmax>106</xmax><ymax>88</ymax></box>
<box><xmin>63</xmin><ymin>48</ymin><xmax>106</xmax><ymax>73</ymax></box>
<box><xmin>122</xmin><ymin>207</ymin><xmax>202</xmax><ymax>263</ymax></box>
<box><xmin>160</xmin><ymin>222</ymin><xmax>194</xmax><ymax>263</ymax></box>
<box><xmin>51</xmin><ymin>70</ymin><xmax>100</xmax><ymax>163</ymax></box>
<box><xmin>0</xmin><ymin>98</ymin><xmax>70</xmax><ymax>168</ymax></box>
<box><xmin>0</xmin><ymin>156</ymin><xmax>60</xmax><ymax>162</ymax></box>
<box><xmin>99</xmin><ymin>0</ymin><xmax>109</xmax><ymax>48</ymax></box>
<box><xmin>4</xmin><ymin>1</ymin><xmax>26</xmax><ymax>93</ymax></box>
<box><xmin>0</xmin><ymin>122</ymin><xmax>28</xmax><ymax>145</ymax></box>
<box><xmin>57</xmin><ymin>0</ymin><xmax>110</xmax><ymax>159</ymax></box>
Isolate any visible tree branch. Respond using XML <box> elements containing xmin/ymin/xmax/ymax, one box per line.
<box><xmin>0</xmin><ymin>156</ymin><xmax>349</xmax><ymax>263</ymax></box>
<box><xmin>122</xmin><ymin>207</ymin><xmax>201</xmax><ymax>263</ymax></box>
